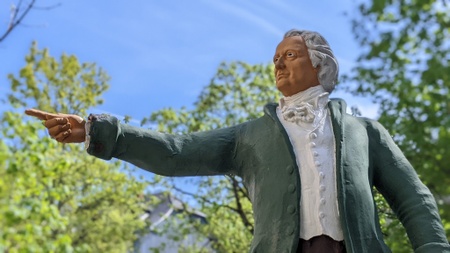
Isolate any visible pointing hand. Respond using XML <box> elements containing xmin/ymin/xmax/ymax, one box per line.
<box><xmin>25</xmin><ymin>109</ymin><xmax>86</xmax><ymax>143</ymax></box>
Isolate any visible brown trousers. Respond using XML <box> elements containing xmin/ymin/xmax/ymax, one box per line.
<box><xmin>297</xmin><ymin>235</ymin><xmax>346</xmax><ymax>253</ymax></box>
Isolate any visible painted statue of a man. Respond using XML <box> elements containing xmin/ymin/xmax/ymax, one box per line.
<box><xmin>26</xmin><ymin>29</ymin><xmax>450</xmax><ymax>253</ymax></box>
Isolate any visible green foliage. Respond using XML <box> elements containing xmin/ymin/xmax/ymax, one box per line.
<box><xmin>7</xmin><ymin>41</ymin><xmax>109</xmax><ymax>116</ymax></box>
<box><xmin>142</xmin><ymin>61</ymin><xmax>277</xmax><ymax>252</ymax></box>
<box><xmin>0</xmin><ymin>42</ymin><xmax>149</xmax><ymax>252</ymax></box>
<box><xmin>195</xmin><ymin>177</ymin><xmax>254</xmax><ymax>253</ymax></box>
<box><xmin>373</xmin><ymin>190</ymin><xmax>409</xmax><ymax>253</ymax></box>
<box><xmin>348</xmin><ymin>0</ymin><xmax>450</xmax><ymax>250</ymax></box>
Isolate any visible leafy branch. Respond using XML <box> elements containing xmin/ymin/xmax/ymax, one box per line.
<box><xmin>1</xmin><ymin>0</ymin><xmax>61</xmax><ymax>43</ymax></box>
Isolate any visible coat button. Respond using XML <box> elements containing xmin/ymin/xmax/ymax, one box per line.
<box><xmin>320</xmin><ymin>198</ymin><xmax>326</xmax><ymax>205</ymax></box>
<box><xmin>286</xmin><ymin>165</ymin><xmax>294</xmax><ymax>174</ymax></box>
<box><xmin>319</xmin><ymin>172</ymin><xmax>325</xmax><ymax>179</ymax></box>
<box><xmin>320</xmin><ymin>185</ymin><xmax>326</xmax><ymax>192</ymax></box>
<box><xmin>287</xmin><ymin>205</ymin><xmax>295</xmax><ymax>214</ymax></box>
<box><xmin>288</xmin><ymin>184</ymin><xmax>295</xmax><ymax>193</ymax></box>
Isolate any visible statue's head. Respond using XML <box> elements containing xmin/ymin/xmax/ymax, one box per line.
<box><xmin>274</xmin><ymin>29</ymin><xmax>338</xmax><ymax>96</ymax></box>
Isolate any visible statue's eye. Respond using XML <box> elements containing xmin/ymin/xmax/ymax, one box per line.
<box><xmin>287</xmin><ymin>52</ymin><xmax>295</xmax><ymax>57</ymax></box>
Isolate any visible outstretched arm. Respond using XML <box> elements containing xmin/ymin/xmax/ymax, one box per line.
<box><xmin>86</xmin><ymin>114</ymin><xmax>238</xmax><ymax>177</ymax></box>
<box><xmin>25</xmin><ymin>110</ymin><xmax>239</xmax><ymax>177</ymax></box>
<box><xmin>25</xmin><ymin>108</ymin><xmax>86</xmax><ymax>143</ymax></box>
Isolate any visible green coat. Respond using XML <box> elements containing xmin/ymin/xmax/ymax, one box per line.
<box><xmin>87</xmin><ymin>99</ymin><xmax>449</xmax><ymax>253</ymax></box>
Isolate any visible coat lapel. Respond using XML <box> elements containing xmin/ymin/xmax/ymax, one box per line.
<box><xmin>328</xmin><ymin>98</ymin><xmax>355</xmax><ymax>252</ymax></box>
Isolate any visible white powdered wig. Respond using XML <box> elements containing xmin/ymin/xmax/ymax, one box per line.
<box><xmin>284</xmin><ymin>29</ymin><xmax>339</xmax><ymax>93</ymax></box>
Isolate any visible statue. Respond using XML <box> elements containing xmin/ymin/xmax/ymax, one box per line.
<box><xmin>26</xmin><ymin>29</ymin><xmax>450</xmax><ymax>253</ymax></box>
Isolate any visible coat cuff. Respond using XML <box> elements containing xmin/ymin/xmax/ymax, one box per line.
<box><xmin>86</xmin><ymin>114</ymin><xmax>120</xmax><ymax>160</ymax></box>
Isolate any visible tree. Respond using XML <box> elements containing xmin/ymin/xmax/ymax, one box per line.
<box><xmin>346</xmin><ymin>0</ymin><xmax>450</xmax><ymax>251</ymax></box>
<box><xmin>1</xmin><ymin>0</ymin><xmax>60</xmax><ymax>43</ymax></box>
<box><xmin>0</xmin><ymin>42</ymin><xmax>151</xmax><ymax>252</ymax></box>
<box><xmin>140</xmin><ymin>61</ymin><xmax>278</xmax><ymax>252</ymax></box>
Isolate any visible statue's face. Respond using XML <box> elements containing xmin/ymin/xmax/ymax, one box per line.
<box><xmin>273</xmin><ymin>36</ymin><xmax>319</xmax><ymax>96</ymax></box>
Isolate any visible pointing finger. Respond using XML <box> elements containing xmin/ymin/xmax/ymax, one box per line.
<box><xmin>25</xmin><ymin>109</ymin><xmax>59</xmax><ymax>120</ymax></box>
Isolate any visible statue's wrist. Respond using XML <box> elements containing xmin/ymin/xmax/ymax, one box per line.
<box><xmin>84</xmin><ymin>116</ymin><xmax>94</xmax><ymax>149</ymax></box>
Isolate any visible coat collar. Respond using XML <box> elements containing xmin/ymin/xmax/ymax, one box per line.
<box><xmin>263</xmin><ymin>98</ymin><xmax>348</xmax><ymax>123</ymax></box>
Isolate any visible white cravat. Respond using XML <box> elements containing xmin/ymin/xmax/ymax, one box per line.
<box><xmin>279</xmin><ymin>86</ymin><xmax>328</xmax><ymax>128</ymax></box>
<box><xmin>277</xmin><ymin>85</ymin><xmax>344</xmax><ymax>241</ymax></box>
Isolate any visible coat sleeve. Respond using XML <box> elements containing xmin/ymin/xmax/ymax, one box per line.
<box><xmin>86</xmin><ymin>114</ymin><xmax>238</xmax><ymax>177</ymax></box>
<box><xmin>369</xmin><ymin>121</ymin><xmax>450</xmax><ymax>253</ymax></box>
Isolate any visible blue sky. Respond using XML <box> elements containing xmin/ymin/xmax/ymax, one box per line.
<box><xmin>0</xmin><ymin>0</ymin><xmax>380</xmax><ymax>193</ymax></box>
<box><xmin>1</xmin><ymin>0</ymin><xmax>378</xmax><ymax>123</ymax></box>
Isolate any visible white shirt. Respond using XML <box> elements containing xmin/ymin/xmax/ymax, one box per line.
<box><xmin>277</xmin><ymin>85</ymin><xmax>344</xmax><ymax>241</ymax></box>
